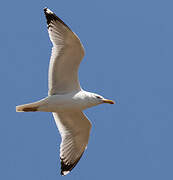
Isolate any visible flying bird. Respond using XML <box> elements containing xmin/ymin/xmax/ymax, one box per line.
<box><xmin>16</xmin><ymin>8</ymin><xmax>114</xmax><ymax>176</ymax></box>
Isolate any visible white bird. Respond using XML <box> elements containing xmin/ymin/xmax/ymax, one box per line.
<box><xmin>16</xmin><ymin>8</ymin><xmax>114</xmax><ymax>176</ymax></box>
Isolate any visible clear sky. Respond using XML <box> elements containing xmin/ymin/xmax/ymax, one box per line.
<box><xmin>1</xmin><ymin>0</ymin><xmax>173</xmax><ymax>179</ymax></box>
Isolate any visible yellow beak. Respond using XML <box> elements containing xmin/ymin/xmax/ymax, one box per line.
<box><xmin>103</xmin><ymin>99</ymin><xmax>115</xmax><ymax>104</ymax></box>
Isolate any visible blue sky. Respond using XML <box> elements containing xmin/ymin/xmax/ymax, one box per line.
<box><xmin>1</xmin><ymin>0</ymin><xmax>173</xmax><ymax>179</ymax></box>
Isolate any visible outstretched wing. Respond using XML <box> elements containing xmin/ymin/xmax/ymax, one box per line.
<box><xmin>53</xmin><ymin>111</ymin><xmax>92</xmax><ymax>175</ymax></box>
<box><xmin>44</xmin><ymin>8</ymin><xmax>85</xmax><ymax>95</ymax></box>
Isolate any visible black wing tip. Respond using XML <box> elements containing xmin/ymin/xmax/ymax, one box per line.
<box><xmin>43</xmin><ymin>7</ymin><xmax>52</xmax><ymax>15</ymax></box>
<box><xmin>43</xmin><ymin>8</ymin><xmax>71</xmax><ymax>30</ymax></box>
<box><xmin>43</xmin><ymin>8</ymin><xmax>56</xmax><ymax>26</ymax></box>
<box><xmin>60</xmin><ymin>152</ymin><xmax>84</xmax><ymax>176</ymax></box>
<box><xmin>60</xmin><ymin>159</ymin><xmax>75</xmax><ymax>176</ymax></box>
<box><xmin>44</xmin><ymin>7</ymin><xmax>47</xmax><ymax>11</ymax></box>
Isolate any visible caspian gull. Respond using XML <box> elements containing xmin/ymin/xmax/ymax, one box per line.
<box><xmin>16</xmin><ymin>8</ymin><xmax>114</xmax><ymax>176</ymax></box>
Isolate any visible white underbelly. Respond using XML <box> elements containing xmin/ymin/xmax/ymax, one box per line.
<box><xmin>37</xmin><ymin>94</ymin><xmax>89</xmax><ymax>112</ymax></box>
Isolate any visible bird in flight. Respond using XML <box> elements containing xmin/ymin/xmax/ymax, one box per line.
<box><xmin>16</xmin><ymin>8</ymin><xmax>114</xmax><ymax>176</ymax></box>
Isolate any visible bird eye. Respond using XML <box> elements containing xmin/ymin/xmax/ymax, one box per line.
<box><xmin>96</xmin><ymin>96</ymin><xmax>102</xmax><ymax>99</ymax></box>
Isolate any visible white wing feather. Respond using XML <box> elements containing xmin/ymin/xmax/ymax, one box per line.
<box><xmin>53</xmin><ymin>111</ymin><xmax>92</xmax><ymax>175</ymax></box>
<box><xmin>44</xmin><ymin>8</ymin><xmax>85</xmax><ymax>95</ymax></box>
<box><xmin>44</xmin><ymin>8</ymin><xmax>91</xmax><ymax>176</ymax></box>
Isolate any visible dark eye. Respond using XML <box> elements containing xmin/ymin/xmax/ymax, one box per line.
<box><xmin>96</xmin><ymin>96</ymin><xmax>102</xmax><ymax>99</ymax></box>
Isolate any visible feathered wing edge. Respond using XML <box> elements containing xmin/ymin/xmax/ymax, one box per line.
<box><xmin>44</xmin><ymin>8</ymin><xmax>84</xmax><ymax>95</ymax></box>
<box><xmin>60</xmin><ymin>151</ymin><xmax>84</xmax><ymax>176</ymax></box>
<box><xmin>53</xmin><ymin>111</ymin><xmax>92</xmax><ymax>175</ymax></box>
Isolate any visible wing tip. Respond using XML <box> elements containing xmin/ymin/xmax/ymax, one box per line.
<box><xmin>60</xmin><ymin>158</ymin><xmax>74</xmax><ymax>176</ymax></box>
<box><xmin>60</xmin><ymin>152</ymin><xmax>84</xmax><ymax>176</ymax></box>
<box><xmin>44</xmin><ymin>7</ymin><xmax>53</xmax><ymax>15</ymax></box>
<box><xmin>61</xmin><ymin>170</ymin><xmax>70</xmax><ymax>176</ymax></box>
<box><xmin>43</xmin><ymin>7</ymin><xmax>71</xmax><ymax>30</ymax></box>
<box><xmin>43</xmin><ymin>7</ymin><xmax>56</xmax><ymax>26</ymax></box>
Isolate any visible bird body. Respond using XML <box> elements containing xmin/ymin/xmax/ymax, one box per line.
<box><xmin>16</xmin><ymin>90</ymin><xmax>105</xmax><ymax>113</ymax></box>
<box><xmin>16</xmin><ymin>8</ymin><xmax>114</xmax><ymax>175</ymax></box>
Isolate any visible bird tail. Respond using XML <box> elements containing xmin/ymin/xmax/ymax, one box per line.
<box><xmin>16</xmin><ymin>102</ymin><xmax>39</xmax><ymax>112</ymax></box>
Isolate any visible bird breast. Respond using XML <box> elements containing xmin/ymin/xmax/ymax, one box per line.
<box><xmin>37</xmin><ymin>91</ymin><xmax>92</xmax><ymax>112</ymax></box>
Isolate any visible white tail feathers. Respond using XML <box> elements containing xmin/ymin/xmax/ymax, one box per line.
<box><xmin>16</xmin><ymin>102</ymin><xmax>39</xmax><ymax>112</ymax></box>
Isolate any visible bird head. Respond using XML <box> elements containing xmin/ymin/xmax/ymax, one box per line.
<box><xmin>92</xmin><ymin>93</ymin><xmax>115</xmax><ymax>105</ymax></box>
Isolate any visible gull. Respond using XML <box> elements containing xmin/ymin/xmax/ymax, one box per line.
<box><xmin>16</xmin><ymin>8</ymin><xmax>114</xmax><ymax>176</ymax></box>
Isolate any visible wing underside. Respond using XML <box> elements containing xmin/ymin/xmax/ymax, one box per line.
<box><xmin>53</xmin><ymin>111</ymin><xmax>91</xmax><ymax>175</ymax></box>
<box><xmin>44</xmin><ymin>8</ymin><xmax>85</xmax><ymax>95</ymax></box>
